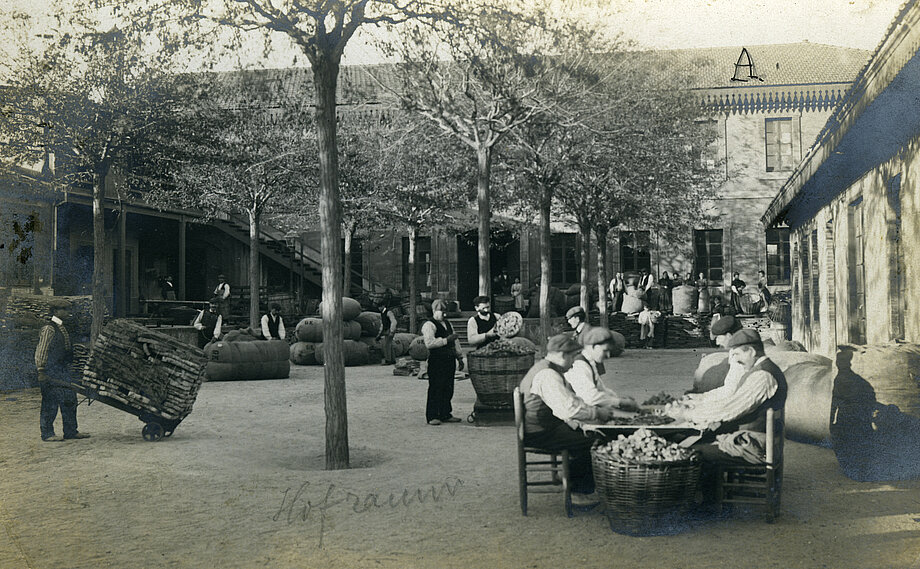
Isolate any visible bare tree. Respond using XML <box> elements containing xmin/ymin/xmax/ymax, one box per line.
<box><xmin>0</xmin><ymin>9</ymin><xmax>181</xmax><ymax>342</ymax></box>
<box><xmin>373</xmin><ymin>0</ymin><xmax>591</xmax><ymax>298</ymax></box>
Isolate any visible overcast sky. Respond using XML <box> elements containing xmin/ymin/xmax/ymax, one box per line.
<box><xmin>2</xmin><ymin>0</ymin><xmax>906</xmax><ymax>66</ymax></box>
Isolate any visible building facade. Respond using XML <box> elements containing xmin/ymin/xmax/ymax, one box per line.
<box><xmin>763</xmin><ymin>4</ymin><xmax>920</xmax><ymax>356</ymax></box>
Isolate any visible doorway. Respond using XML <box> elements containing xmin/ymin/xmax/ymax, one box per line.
<box><xmin>455</xmin><ymin>230</ymin><xmax>520</xmax><ymax>310</ymax></box>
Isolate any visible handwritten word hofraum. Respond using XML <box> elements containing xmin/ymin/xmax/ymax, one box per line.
<box><xmin>272</xmin><ymin>477</ymin><xmax>464</xmax><ymax>547</ymax></box>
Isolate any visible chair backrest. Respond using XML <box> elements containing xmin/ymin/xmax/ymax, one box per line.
<box><xmin>513</xmin><ymin>387</ymin><xmax>526</xmax><ymax>445</ymax></box>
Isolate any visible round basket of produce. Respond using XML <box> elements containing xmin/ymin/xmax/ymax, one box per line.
<box><xmin>591</xmin><ymin>429</ymin><xmax>701</xmax><ymax>536</ymax></box>
<box><xmin>494</xmin><ymin>311</ymin><xmax>523</xmax><ymax>338</ymax></box>
<box><xmin>467</xmin><ymin>339</ymin><xmax>536</xmax><ymax>408</ymax></box>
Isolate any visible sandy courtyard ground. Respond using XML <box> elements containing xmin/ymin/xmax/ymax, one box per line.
<box><xmin>2</xmin><ymin>347</ymin><xmax>919</xmax><ymax>569</ymax></box>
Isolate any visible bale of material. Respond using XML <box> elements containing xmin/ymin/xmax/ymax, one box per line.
<box><xmin>314</xmin><ymin>339</ymin><xmax>370</xmax><ymax>366</ymax></box>
<box><xmin>82</xmin><ymin>319</ymin><xmax>207</xmax><ymax>421</ymax></box>
<box><xmin>290</xmin><ymin>342</ymin><xmax>318</xmax><ymax>365</ymax></box>
<box><xmin>607</xmin><ymin>330</ymin><xmax>626</xmax><ymax>357</ymax></box>
<box><xmin>205</xmin><ymin>339</ymin><xmax>290</xmax><ymax>381</ymax></box>
<box><xmin>343</xmin><ymin>320</ymin><xmax>363</xmax><ymax>341</ymax></box>
<box><xmin>223</xmin><ymin>329</ymin><xmax>258</xmax><ymax>342</ymax></box>
<box><xmin>295</xmin><ymin>318</ymin><xmax>323</xmax><ymax>343</ymax></box>
<box><xmin>620</xmin><ymin>293</ymin><xmax>644</xmax><ymax>315</ymax></box>
<box><xmin>671</xmin><ymin>285</ymin><xmax>698</xmax><ymax>315</ymax></box>
<box><xmin>392</xmin><ymin>333</ymin><xmax>417</xmax><ymax>358</ymax></box>
<box><xmin>692</xmin><ymin>350</ymin><xmax>833</xmax><ymax>445</ymax></box>
<box><xmin>409</xmin><ymin>336</ymin><xmax>429</xmax><ymax>361</ymax></box>
<box><xmin>354</xmin><ymin>311</ymin><xmax>382</xmax><ymax>337</ymax></box>
<box><xmin>318</xmin><ymin>297</ymin><xmax>362</xmax><ymax>321</ymax></box>
<box><xmin>831</xmin><ymin>343</ymin><xmax>920</xmax><ymax>481</ymax></box>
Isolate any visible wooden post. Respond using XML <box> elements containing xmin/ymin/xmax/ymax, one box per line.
<box><xmin>117</xmin><ymin>202</ymin><xmax>127</xmax><ymax>317</ymax></box>
<box><xmin>178</xmin><ymin>217</ymin><xmax>186</xmax><ymax>301</ymax></box>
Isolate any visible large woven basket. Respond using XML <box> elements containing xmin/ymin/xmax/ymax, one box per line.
<box><xmin>592</xmin><ymin>449</ymin><xmax>701</xmax><ymax>536</ymax></box>
<box><xmin>467</xmin><ymin>352</ymin><xmax>534</xmax><ymax>408</ymax></box>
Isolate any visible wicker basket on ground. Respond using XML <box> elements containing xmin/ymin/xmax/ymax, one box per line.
<box><xmin>467</xmin><ymin>351</ymin><xmax>534</xmax><ymax>408</ymax></box>
<box><xmin>592</xmin><ymin>449</ymin><xmax>701</xmax><ymax>536</ymax></box>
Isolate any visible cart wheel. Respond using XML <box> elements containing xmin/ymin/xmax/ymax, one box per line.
<box><xmin>142</xmin><ymin>422</ymin><xmax>164</xmax><ymax>442</ymax></box>
<box><xmin>467</xmin><ymin>413</ymin><xmax>475</xmax><ymax>423</ymax></box>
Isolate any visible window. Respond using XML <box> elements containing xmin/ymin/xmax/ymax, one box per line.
<box><xmin>801</xmin><ymin>234</ymin><xmax>811</xmax><ymax>327</ymax></box>
<box><xmin>811</xmin><ymin>230</ymin><xmax>820</xmax><ymax>326</ymax></box>
<box><xmin>693</xmin><ymin>119</ymin><xmax>719</xmax><ymax>171</ymax></box>
<box><xmin>847</xmin><ymin>198</ymin><xmax>866</xmax><ymax>344</ymax></box>
<box><xmin>401</xmin><ymin>236</ymin><xmax>431</xmax><ymax>292</ymax></box>
<box><xmin>766</xmin><ymin>227</ymin><xmax>791</xmax><ymax>285</ymax></box>
<box><xmin>551</xmin><ymin>233</ymin><xmax>579</xmax><ymax>286</ymax></box>
<box><xmin>694</xmin><ymin>229</ymin><xmax>723</xmax><ymax>282</ymax></box>
<box><xmin>765</xmin><ymin>118</ymin><xmax>795</xmax><ymax>172</ymax></box>
<box><xmin>619</xmin><ymin>231</ymin><xmax>651</xmax><ymax>274</ymax></box>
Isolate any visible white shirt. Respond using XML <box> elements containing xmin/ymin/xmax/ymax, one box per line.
<box><xmin>529</xmin><ymin>364</ymin><xmax>599</xmax><ymax>429</ymax></box>
<box><xmin>670</xmin><ymin>356</ymin><xmax>778</xmax><ymax>428</ymax></box>
<box><xmin>564</xmin><ymin>357</ymin><xmax>621</xmax><ymax>408</ymax></box>
<box><xmin>260</xmin><ymin>314</ymin><xmax>286</xmax><ymax>340</ymax></box>
<box><xmin>421</xmin><ymin>320</ymin><xmax>462</xmax><ymax>353</ymax></box>
<box><xmin>214</xmin><ymin>282</ymin><xmax>230</xmax><ymax>299</ymax></box>
<box><xmin>466</xmin><ymin>314</ymin><xmax>495</xmax><ymax>347</ymax></box>
<box><xmin>193</xmin><ymin>310</ymin><xmax>222</xmax><ymax>339</ymax></box>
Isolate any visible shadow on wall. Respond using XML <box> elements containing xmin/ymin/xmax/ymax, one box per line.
<box><xmin>830</xmin><ymin>344</ymin><xmax>920</xmax><ymax>482</ymax></box>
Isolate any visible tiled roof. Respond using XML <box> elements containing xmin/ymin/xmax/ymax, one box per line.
<box><xmin>181</xmin><ymin>42</ymin><xmax>869</xmax><ymax>111</ymax></box>
<box><xmin>641</xmin><ymin>42</ymin><xmax>871</xmax><ymax>90</ymax></box>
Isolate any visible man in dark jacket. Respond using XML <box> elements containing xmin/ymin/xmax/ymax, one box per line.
<box><xmin>35</xmin><ymin>299</ymin><xmax>89</xmax><ymax>442</ymax></box>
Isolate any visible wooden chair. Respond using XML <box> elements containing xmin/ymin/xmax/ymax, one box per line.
<box><xmin>717</xmin><ymin>407</ymin><xmax>785</xmax><ymax>522</ymax></box>
<box><xmin>512</xmin><ymin>387</ymin><xmax>573</xmax><ymax>517</ymax></box>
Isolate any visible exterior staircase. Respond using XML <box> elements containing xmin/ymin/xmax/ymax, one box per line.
<box><xmin>210</xmin><ymin>211</ymin><xmax>390</xmax><ymax>301</ymax></box>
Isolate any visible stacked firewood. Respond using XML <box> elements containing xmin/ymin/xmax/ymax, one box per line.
<box><xmin>664</xmin><ymin>315</ymin><xmax>713</xmax><ymax>348</ymax></box>
<box><xmin>82</xmin><ymin>320</ymin><xmax>207</xmax><ymax>421</ymax></box>
<box><xmin>3</xmin><ymin>294</ymin><xmax>102</xmax><ymax>338</ymax></box>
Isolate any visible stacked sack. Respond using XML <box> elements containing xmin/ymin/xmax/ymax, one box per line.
<box><xmin>289</xmin><ymin>297</ymin><xmax>370</xmax><ymax>366</ymax></box>
<box><xmin>205</xmin><ymin>325</ymin><xmax>290</xmax><ymax>381</ymax></box>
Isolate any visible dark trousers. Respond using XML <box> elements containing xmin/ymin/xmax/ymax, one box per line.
<box><xmin>40</xmin><ymin>381</ymin><xmax>78</xmax><ymax>439</ymax></box>
<box><xmin>525</xmin><ymin>425</ymin><xmax>598</xmax><ymax>494</ymax></box>
<box><xmin>381</xmin><ymin>333</ymin><xmax>395</xmax><ymax>364</ymax></box>
<box><xmin>425</xmin><ymin>357</ymin><xmax>455</xmax><ymax>422</ymax></box>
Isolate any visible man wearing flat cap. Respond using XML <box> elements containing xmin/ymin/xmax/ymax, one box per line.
<box><xmin>34</xmin><ymin>299</ymin><xmax>89</xmax><ymax>441</ymax></box>
<box><xmin>565</xmin><ymin>306</ymin><xmax>592</xmax><ymax>346</ymax></box>
<box><xmin>666</xmin><ymin>328</ymin><xmax>787</xmax><ymax>499</ymax></box>
<box><xmin>565</xmin><ymin>327</ymin><xmax>638</xmax><ymax>411</ymax></box>
<box><xmin>519</xmin><ymin>334</ymin><xmax>622</xmax><ymax>505</ymax></box>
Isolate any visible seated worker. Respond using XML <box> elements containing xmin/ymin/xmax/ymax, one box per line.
<box><xmin>564</xmin><ymin>327</ymin><xmax>638</xmax><ymax>410</ymax></box>
<box><xmin>565</xmin><ymin>306</ymin><xmax>592</xmax><ymax>345</ymax></box>
<box><xmin>520</xmin><ymin>334</ymin><xmax>621</xmax><ymax>506</ymax></box>
<box><xmin>665</xmin><ymin>329</ymin><xmax>787</xmax><ymax>502</ymax></box>
<box><xmin>260</xmin><ymin>302</ymin><xmax>286</xmax><ymax>340</ymax></box>
<box><xmin>193</xmin><ymin>297</ymin><xmax>223</xmax><ymax>349</ymax></box>
<box><xmin>467</xmin><ymin>295</ymin><xmax>498</xmax><ymax>348</ymax></box>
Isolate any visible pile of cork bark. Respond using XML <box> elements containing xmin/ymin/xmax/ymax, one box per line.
<box><xmin>82</xmin><ymin>320</ymin><xmax>207</xmax><ymax>420</ymax></box>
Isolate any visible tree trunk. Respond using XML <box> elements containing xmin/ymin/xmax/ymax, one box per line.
<box><xmin>596</xmin><ymin>227</ymin><xmax>609</xmax><ymax>330</ymax></box>
<box><xmin>248</xmin><ymin>207</ymin><xmax>261</xmax><ymax>331</ymax></box>
<box><xmin>343</xmin><ymin>226</ymin><xmax>353</xmax><ymax>299</ymax></box>
<box><xmin>476</xmin><ymin>144</ymin><xmax>492</xmax><ymax>297</ymax></box>
<box><xmin>579</xmin><ymin>222</ymin><xmax>590</xmax><ymax>313</ymax></box>
<box><xmin>313</xmin><ymin>56</ymin><xmax>349</xmax><ymax>470</ymax></box>
<box><xmin>408</xmin><ymin>225</ymin><xmax>418</xmax><ymax>334</ymax></box>
<box><xmin>91</xmin><ymin>170</ymin><xmax>107</xmax><ymax>344</ymax></box>
<box><xmin>538</xmin><ymin>186</ymin><xmax>552</xmax><ymax>346</ymax></box>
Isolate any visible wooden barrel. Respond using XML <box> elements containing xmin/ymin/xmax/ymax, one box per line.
<box><xmin>831</xmin><ymin>343</ymin><xmax>920</xmax><ymax>481</ymax></box>
<box><xmin>671</xmin><ymin>285</ymin><xmax>697</xmax><ymax>315</ymax></box>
